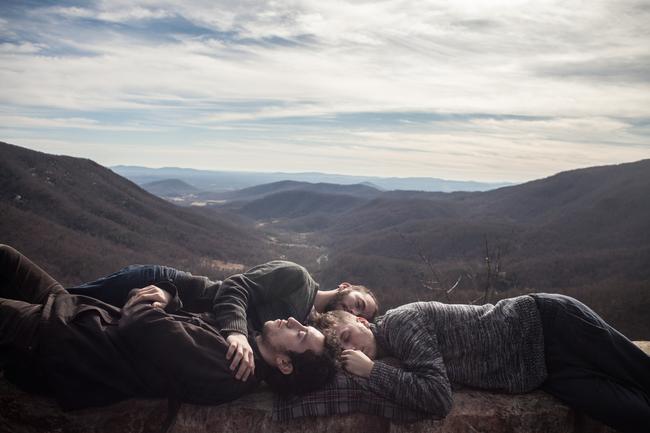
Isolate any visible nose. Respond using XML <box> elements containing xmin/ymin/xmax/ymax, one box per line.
<box><xmin>287</xmin><ymin>317</ymin><xmax>306</xmax><ymax>330</ymax></box>
<box><xmin>344</xmin><ymin>304</ymin><xmax>360</xmax><ymax>316</ymax></box>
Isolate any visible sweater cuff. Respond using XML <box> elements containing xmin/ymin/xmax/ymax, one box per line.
<box><xmin>155</xmin><ymin>280</ymin><xmax>183</xmax><ymax>312</ymax></box>
<box><xmin>219</xmin><ymin>317</ymin><xmax>249</xmax><ymax>337</ymax></box>
<box><xmin>367</xmin><ymin>360</ymin><xmax>397</xmax><ymax>393</ymax></box>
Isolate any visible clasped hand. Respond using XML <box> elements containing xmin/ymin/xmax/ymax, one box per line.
<box><xmin>124</xmin><ymin>285</ymin><xmax>172</xmax><ymax>310</ymax></box>
<box><xmin>226</xmin><ymin>333</ymin><xmax>255</xmax><ymax>381</ymax></box>
<box><xmin>341</xmin><ymin>349</ymin><xmax>374</xmax><ymax>378</ymax></box>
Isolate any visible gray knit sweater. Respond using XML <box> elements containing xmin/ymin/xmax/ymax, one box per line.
<box><xmin>367</xmin><ymin>295</ymin><xmax>547</xmax><ymax>415</ymax></box>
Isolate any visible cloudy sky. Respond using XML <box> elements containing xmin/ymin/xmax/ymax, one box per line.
<box><xmin>1</xmin><ymin>0</ymin><xmax>649</xmax><ymax>182</ymax></box>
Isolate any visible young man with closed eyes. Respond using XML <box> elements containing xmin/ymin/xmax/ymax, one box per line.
<box><xmin>0</xmin><ymin>245</ymin><xmax>338</xmax><ymax>409</ymax></box>
<box><xmin>314</xmin><ymin>295</ymin><xmax>650</xmax><ymax>433</ymax></box>
<box><xmin>67</xmin><ymin>262</ymin><xmax>379</xmax><ymax>382</ymax></box>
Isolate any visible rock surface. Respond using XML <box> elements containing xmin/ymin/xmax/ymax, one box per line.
<box><xmin>3</xmin><ymin>342</ymin><xmax>648</xmax><ymax>433</ymax></box>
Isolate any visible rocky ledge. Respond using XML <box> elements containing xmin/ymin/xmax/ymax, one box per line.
<box><xmin>2</xmin><ymin>342</ymin><xmax>648</xmax><ymax>433</ymax></box>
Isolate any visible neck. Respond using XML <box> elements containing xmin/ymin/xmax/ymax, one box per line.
<box><xmin>313</xmin><ymin>289</ymin><xmax>338</xmax><ymax>313</ymax></box>
<box><xmin>369</xmin><ymin>324</ymin><xmax>385</xmax><ymax>359</ymax></box>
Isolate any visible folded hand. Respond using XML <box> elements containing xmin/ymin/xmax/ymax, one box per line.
<box><xmin>341</xmin><ymin>349</ymin><xmax>374</xmax><ymax>378</ymax></box>
<box><xmin>226</xmin><ymin>332</ymin><xmax>255</xmax><ymax>381</ymax></box>
<box><xmin>124</xmin><ymin>285</ymin><xmax>172</xmax><ymax>310</ymax></box>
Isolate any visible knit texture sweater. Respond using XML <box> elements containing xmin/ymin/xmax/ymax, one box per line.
<box><xmin>367</xmin><ymin>295</ymin><xmax>547</xmax><ymax>415</ymax></box>
<box><xmin>211</xmin><ymin>260</ymin><xmax>319</xmax><ymax>336</ymax></box>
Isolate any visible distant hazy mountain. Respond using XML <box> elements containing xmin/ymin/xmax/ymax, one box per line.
<box><xmin>111</xmin><ymin>165</ymin><xmax>512</xmax><ymax>193</ymax></box>
<box><xmin>0</xmin><ymin>142</ymin><xmax>269</xmax><ymax>284</ymax></box>
<box><xmin>141</xmin><ymin>178</ymin><xmax>199</xmax><ymax>197</ymax></box>
<box><xmin>317</xmin><ymin>159</ymin><xmax>650</xmax><ymax>270</ymax></box>
<box><xmin>240</xmin><ymin>190</ymin><xmax>365</xmax><ymax>220</ymax></box>
<box><xmin>200</xmin><ymin>180</ymin><xmax>383</xmax><ymax>202</ymax></box>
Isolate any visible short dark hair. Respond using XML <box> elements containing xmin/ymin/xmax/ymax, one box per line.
<box><xmin>264</xmin><ymin>335</ymin><xmax>340</xmax><ymax>396</ymax></box>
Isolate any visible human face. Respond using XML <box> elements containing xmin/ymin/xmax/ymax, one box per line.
<box><xmin>262</xmin><ymin>317</ymin><xmax>325</xmax><ymax>355</ymax></box>
<box><xmin>333</xmin><ymin>316</ymin><xmax>377</xmax><ymax>359</ymax></box>
<box><xmin>339</xmin><ymin>288</ymin><xmax>378</xmax><ymax>320</ymax></box>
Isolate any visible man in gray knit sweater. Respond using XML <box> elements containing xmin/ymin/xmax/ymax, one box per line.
<box><xmin>315</xmin><ymin>294</ymin><xmax>650</xmax><ymax>433</ymax></box>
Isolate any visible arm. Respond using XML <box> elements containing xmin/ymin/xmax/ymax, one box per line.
<box><xmin>66</xmin><ymin>265</ymin><xmax>211</xmax><ymax>309</ymax></box>
<box><xmin>212</xmin><ymin>261</ymin><xmax>316</xmax><ymax>336</ymax></box>
<box><xmin>364</xmin><ymin>313</ymin><xmax>453</xmax><ymax>416</ymax></box>
<box><xmin>118</xmin><ymin>303</ymin><xmax>257</xmax><ymax>404</ymax></box>
<box><xmin>213</xmin><ymin>261</ymin><xmax>316</xmax><ymax>382</ymax></box>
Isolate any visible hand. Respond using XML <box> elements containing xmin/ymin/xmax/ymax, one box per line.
<box><xmin>226</xmin><ymin>333</ymin><xmax>255</xmax><ymax>381</ymax></box>
<box><xmin>124</xmin><ymin>285</ymin><xmax>172</xmax><ymax>310</ymax></box>
<box><xmin>341</xmin><ymin>349</ymin><xmax>374</xmax><ymax>378</ymax></box>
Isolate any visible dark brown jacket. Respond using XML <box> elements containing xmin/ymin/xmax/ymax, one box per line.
<box><xmin>31</xmin><ymin>285</ymin><xmax>262</xmax><ymax>410</ymax></box>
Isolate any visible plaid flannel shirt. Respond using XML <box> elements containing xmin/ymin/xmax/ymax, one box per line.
<box><xmin>273</xmin><ymin>364</ymin><xmax>431</xmax><ymax>422</ymax></box>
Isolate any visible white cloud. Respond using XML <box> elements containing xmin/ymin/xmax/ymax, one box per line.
<box><xmin>0</xmin><ymin>0</ymin><xmax>649</xmax><ymax>180</ymax></box>
<box><xmin>46</xmin><ymin>5</ymin><xmax>173</xmax><ymax>22</ymax></box>
<box><xmin>45</xmin><ymin>6</ymin><xmax>94</xmax><ymax>19</ymax></box>
<box><xmin>0</xmin><ymin>114</ymin><xmax>165</xmax><ymax>131</ymax></box>
<box><xmin>3</xmin><ymin>1</ymin><xmax>648</xmax><ymax>116</ymax></box>
<box><xmin>0</xmin><ymin>42</ymin><xmax>46</xmax><ymax>54</ymax></box>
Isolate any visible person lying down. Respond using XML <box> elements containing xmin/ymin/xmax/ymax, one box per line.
<box><xmin>313</xmin><ymin>295</ymin><xmax>650</xmax><ymax>433</ymax></box>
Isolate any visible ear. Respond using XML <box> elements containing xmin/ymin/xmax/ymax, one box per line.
<box><xmin>356</xmin><ymin>316</ymin><xmax>370</xmax><ymax>327</ymax></box>
<box><xmin>337</xmin><ymin>282</ymin><xmax>351</xmax><ymax>290</ymax></box>
<box><xmin>275</xmin><ymin>354</ymin><xmax>294</xmax><ymax>375</ymax></box>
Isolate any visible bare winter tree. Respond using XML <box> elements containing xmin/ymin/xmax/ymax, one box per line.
<box><xmin>395</xmin><ymin>228</ymin><xmax>461</xmax><ymax>303</ymax></box>
<box><xmin>397</xmin><ymin>228</ymin><xmax>504</xmax><ymax>305</ymax></box>
<box><xmin>470</xmin><ymin>236</ymin><xmax>501</xmax><ymax>305</ymax></box>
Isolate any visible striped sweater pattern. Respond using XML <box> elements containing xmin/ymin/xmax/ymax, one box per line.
<box><xmin>366</xmin><ymin>295</ymin><xmax>547</xmax><ymax>415</ymax></box>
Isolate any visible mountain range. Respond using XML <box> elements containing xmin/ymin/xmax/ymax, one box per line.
<box><xmin>111</xmin><ymin>165</ymin><xmax>513</xmax><ymax>193</ymax></box>
<box><xmin>176</xmin><ymin>159</ymin><xmax>650</xmax><ymax>338</ymax></box>
<box><xmin>2</xmin><ymin>141</ymin><xmax>649</xmax><ymax>338</ymax></box>
<box><xmin>0</xmin><ymin>141</ymin><xmax>270</xmax><ymax>285</ymax></box>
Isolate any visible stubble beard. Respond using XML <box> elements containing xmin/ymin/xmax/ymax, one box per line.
<box><xmin>260</xmin><ymin>322</ymin><xmax>283</xmax><ymax>353</ymax></box>
<box><xmin>324</xmin><ymin>289</ymin><xmax>346</xmax><ymax>312</ymax></box>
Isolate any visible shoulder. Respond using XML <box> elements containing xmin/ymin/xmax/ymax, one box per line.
<box><xmin>248</xmin><ymin>261</ymin><xmax>314</xmax><ymax>280</ymax></box>
<box><xmin>376</xmin><ymin>305</ymin><xmax>429</xmax><ymax>343</ymax></box>
<box><xmin>380</xmin><ymin>302</ymin><xmax>428</xmax><ymax>324</ymax></box>
<box><xmin>243</xmin><ymin>261</ymin><xmax>318</xmax><ymax>293</ymax></box>
<box><xmin>246</xmin><ymin>260</ymin><xmax>309</xmax><ymax>274</ymax></box>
